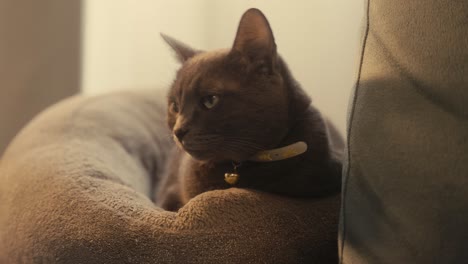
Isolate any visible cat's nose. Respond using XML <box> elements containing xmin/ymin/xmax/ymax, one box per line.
<box><xmin>174</xmin><ymin>128</ymin><xmax>189</xmax><ymax>141</ymax></box>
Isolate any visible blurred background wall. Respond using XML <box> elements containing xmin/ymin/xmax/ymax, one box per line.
<box><xmin>82</xmin><ymin>0</ymin><xmax>365</xmax><ymax>134</ymax></box>
<box><xmin>0</xmin><ymin>1</ymin><xmax>81</xmax><ymax>155</ymax></box>
<box><xmin>0</xmin><ymin>0</ymin><xmax>364</xmax><ymax>155</ymax></box>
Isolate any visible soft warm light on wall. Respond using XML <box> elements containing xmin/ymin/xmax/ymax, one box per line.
<box><xmin>82</xmin><ymin>0</ymin><xmax>365</xmax><ymax>134</ymax></box>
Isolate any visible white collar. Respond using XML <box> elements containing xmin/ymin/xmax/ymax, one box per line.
<box><xmin>248</xmin><ymin>141</ymin><xmax>308</xmax><ymax>162</ymax></box>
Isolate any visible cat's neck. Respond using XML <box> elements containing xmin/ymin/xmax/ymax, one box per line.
<box><xmin>243</xmin><ymin>106</ymin><xmax>339</xmax><ymax>196</ymax></box>
<box><xmin>247</xmin><ymin>141</ymin><xmax>308</xmax><ymax>162</ymax></box>
<box><xmin>186</xmin><ymin>105</ymin><xmax>340</xmax><ymax>197</ymax></box>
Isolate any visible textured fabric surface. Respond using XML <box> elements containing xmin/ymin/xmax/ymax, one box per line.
<box><xmin>0</xmin><ymin>90</ymin><xmax>340</xmax><ymax>263</ymax></box>
<box><xmin>340</xmin><ymin>0</ymin><xmax>468</xmax><ymax>263</ymax></box>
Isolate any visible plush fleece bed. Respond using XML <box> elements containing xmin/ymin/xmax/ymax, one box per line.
<box><xmin>0</xmin><ymin>90</ymin><xmax>339</xmax><ymax>263</ymax></box>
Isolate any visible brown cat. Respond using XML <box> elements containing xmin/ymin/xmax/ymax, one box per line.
<box><xmin>156</xmin><ymin>8</ymin><xmax>344</xmax><ymax>211</ymax></box>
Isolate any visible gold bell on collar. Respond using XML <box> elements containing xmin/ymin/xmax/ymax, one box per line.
<box><xmin>224</xmin><ymin>172</ymin><xmax>239</xmax><ymax>185</ymax></box>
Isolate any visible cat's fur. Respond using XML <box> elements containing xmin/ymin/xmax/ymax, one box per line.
<box><xmin>156</xmin><ymin>8</ymin><xmax>343</xmax><ymax>211</ymax></box>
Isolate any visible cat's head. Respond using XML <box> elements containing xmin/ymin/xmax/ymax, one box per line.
<box><xmin>164</xmin><ymin>8</ymin><xmax>309</xmax><ymax>162</ymax></box>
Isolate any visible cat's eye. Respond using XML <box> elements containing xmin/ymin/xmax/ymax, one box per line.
<box><xmin>201</xmin><ymin>95</ymin><xmax>220</xmax><ymax>110</ymax></box>
<box><xmin>171</xmin><ymin>102</ymin><xmax>179</xmax><ymax>113</ymax></box>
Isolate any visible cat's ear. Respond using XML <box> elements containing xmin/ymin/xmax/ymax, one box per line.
<box><xmin>231</xmin><ymin>8</ymin><xmax>277</xmax><ymax>71</ymax></box>
<box><xmin>161</xmin><ymin>33</ymin><xmax>200</xmax><ymax>63</ymax></box>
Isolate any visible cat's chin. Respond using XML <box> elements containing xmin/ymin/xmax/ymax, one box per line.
<box><xmin>179</xmin><ymin>145</ymin><xmax>215</xmax><ymax>161</ymax></box>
